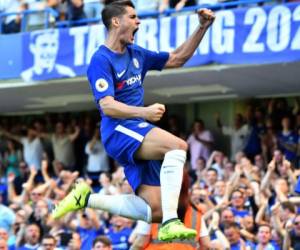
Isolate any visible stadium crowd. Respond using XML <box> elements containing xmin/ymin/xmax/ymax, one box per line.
<box><xmin>0</xmin><ymin>97</ymin><xmax>300</xmax><ymax>249</ymax></box>
<box><xmin>1</xmin><ymin>0</ymin><xmax>299</xmax><ymax>34</ymax></box>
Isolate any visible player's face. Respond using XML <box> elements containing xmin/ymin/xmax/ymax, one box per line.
<box><xmin>118</xmin><ymin>6</ymin><xmax>140</xmax><ymax>44</ymax></box>
<box><xmin>32</xmin><ymin>33</ymin><xmax>59</xmax><ymax>69</ymax></box>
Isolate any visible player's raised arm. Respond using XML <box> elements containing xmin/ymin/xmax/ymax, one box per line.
<box><xmin>165</xmin><ymin>8</ymin><xmax>215</xmax><ymax>69</ymax></box>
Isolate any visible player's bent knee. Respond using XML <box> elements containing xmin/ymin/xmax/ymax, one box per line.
<box><xmin>178</xmin><ymin>139</ymin><xmax>188</xmax><ymax>151</ymax></box>
<box><xmin>163</xmin><ymin>138</ymin><xmax>188</xmax><ymax>153</ymax></box>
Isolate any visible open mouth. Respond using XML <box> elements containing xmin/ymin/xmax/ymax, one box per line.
<box><xmin>131</xmin><ymin>28</ymin><xmax>138</xmax><ymax>42</ymax></box>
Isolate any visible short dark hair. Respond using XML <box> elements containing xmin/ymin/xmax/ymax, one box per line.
<box><xmin>223</xmin><ymin>222</ymin><xmax>240</xmax><ymax>231</ymax></box>
<box><xmin>92</xmin><ymin>235</ymin><xmax>112</xmax><ymax>247</ymax></box>
<box><xmin>102</xmin><ymin>0</ymin><xmax>135</xmax><ymax>30</ymax></box>
<box><xmin>42</xmin><ymin>234</ymin><xmax>56</xmax><ymax>243</ymax></box>
<box><xmin>258</xmin><ymin>224</ymin><xmax>272</xmax><ymax>232</ymax></box>
<box><xmin>281</xmin><ymin>201</ymin><xmax>296</xmax><ymax>214</ymax></box>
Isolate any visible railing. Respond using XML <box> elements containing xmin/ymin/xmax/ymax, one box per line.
<box><xmin>0</xmin><ymin>7</ymin><xmax>58</xmax><ymax>33</ymax></box>
<box><xmin>55</xmin><ymin>0</ymin><xmax>275</xmax><ymax>28</ymax></box>
<box><xmin>0</xmin><ymin>0</ymin><xmax>285</xmax><ymax>33</ymax></box>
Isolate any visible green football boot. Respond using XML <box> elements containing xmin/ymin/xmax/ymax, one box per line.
<box><xmin>51</xmin><ymin>181</ymin><xmax>91</xmax><ymax>219</ymax></box>
<box><xmin>158</xmin><ymin>219</ymin><xmax>197</xmax><ymax>241</ymax></box>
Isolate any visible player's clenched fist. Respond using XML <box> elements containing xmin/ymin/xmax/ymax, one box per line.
<box><xmin>144</xmin><ymin>103</ymin><xmax>165</xmax><ymax>122</ymax></box>
<box><xmin>197</xmin><ymin>8</ymin><xmax>215</xmax><ymax>28</ymax></box>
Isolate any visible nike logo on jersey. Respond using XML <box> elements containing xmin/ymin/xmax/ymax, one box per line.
<box><xmin>117</xmin><ymin>70</ymin><xmax>126</xmax><ymax>78</ymax></box>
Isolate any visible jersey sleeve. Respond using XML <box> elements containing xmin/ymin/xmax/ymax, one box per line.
<box><xmin>138</xmin><ymin>46</ymin><xmax>169</xmax><ymax>72</ymax></box>
<box><xmin>87</xmin><ymin>54</ymin><xmax>115</xmax><ymax>103</ymax></box>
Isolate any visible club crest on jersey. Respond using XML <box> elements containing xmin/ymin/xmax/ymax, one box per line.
<box><xmin>138</xmin><ymin>122</ymin><xmax>149</xmax><ymax>128</ymax></box>
<box><xmin>95</xmin><ymin>78</ymin><xmax>108</xmax><ymax>92</ymax></box>
<box><xmin>133</xmin><ymin>58</ymin><xmax>139</xmax><ymax>69</ymax></box>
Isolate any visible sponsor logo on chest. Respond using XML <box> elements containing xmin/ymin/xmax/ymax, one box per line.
<box><xmin>117</xmin><ymin>74</ymin><xmax>141</xmax><ymax>90</ymax></box>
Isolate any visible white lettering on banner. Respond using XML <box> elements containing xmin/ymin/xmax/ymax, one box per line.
<box><xmin>136</xmin><ymin>19</ymin><xmax>158</xmax><ymax>51</ymax></box>
<box><xmin>212</xmin><ymin>10</ymin><xmax>235</xmax><ymax>54</ymax></box>
<box><xmin>70</xmin><ymin>26</ymin><xmax>89</xmax><ymax>66</ymax></box>
<box><xmin>291</xmin><ymin>5</ymin><xmax>300</xmax><ymax>50</ymax></box>
<box><xmin>243</xmin><ymin>7</ymin><xmax>267</xmax><ymax>53</ymax></box>
<box><xmin>267</xmin><ymin>6</ymin><xmax>291</xmax><ymax>52</ymax></box>
<box><xmin>159</xmin><ymin>17</ymin><xmax>175</xmax><ymax>52</ymax></box>
<box><xmin>243</xmin><ymin>5</ymin><xmax>300</xmax><ymax>53</ymax></box>
<box><xmin>65</xmin><ymin>3</ymin><xmax>300</xmax><ymax>70</ymax></box>
<box><xmin>86</xmin><ymin>25</ymin><xmax>105</xmax><ymax>64</ymax></box>
<box><xmin>176</xmin><ymin>15</ymin><xmax>188</xmax><ymax>48</ymax></box>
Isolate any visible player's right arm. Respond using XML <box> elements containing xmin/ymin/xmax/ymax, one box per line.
<box><xmin>88</xmin><ymin>54</ymin><xmax>165</xmax><ymax>122</ymax></box>
<box><xmin>99</xmin><ymin>96</ymin><xmax>165</xmax><ymax>123</ymax></box>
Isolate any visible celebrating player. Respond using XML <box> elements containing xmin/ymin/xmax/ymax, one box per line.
<box><xmin>52</xmin><ymin>0</ymin><xmax>215</xmax><ymax>242</ymax></box>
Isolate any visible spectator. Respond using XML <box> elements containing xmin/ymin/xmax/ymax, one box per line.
<box><xmin>62</xmin><ymin>0</ymin><xmax>86</xmax><ymax>23</ymax></box>
<box><xmin>187</xmin><ymin>119</ymin><xmax>213</xmax><ymax>170</ymax></box>
<box><xmin>67</xmin><ymin>232</ymin><xmax>82</xmax><ymax>250</ymax></box>
<box><xmin>3</xmin><ymin>140</ymin><xmax>22</xmax><ymax>177</ymax></box>
<box><xmin>1</xmin><ymin>126</ymin><xmax>44</xmax><ymax>171</ymax></box>
<box><xmin>0</xmin><ymin>238</ymin><xmax>8</xmax><ymax>250</ymax></box>
<box><xmin>67</xmin><ymin>209</ymin><xmax>104</xmax><ymax>250</ymax></box>
<box><xmin>40</xmin><ymin>234</ymin><xmax>57</xmax><ymax>250</ymax></box>
<box><xmin>98</xmin><ymin>172</ymin><xmax>118</xmax><ymax>195</ymax></box>
<box><xmin>39</xmin><ymin>121</ymin><xmax>80</xmax><ymax>171</ymax></box>
<box><xmin>0</xmin><ymin>0</ymin><xmax>23</xmax><ymax>34</ymax></box>
<box><xmin>283</xmin><ymin>214</ymin><xmax>300</xmax><ymax>250</ymax></box>
<box><xmin>133</xmin><ymin>0</ymin><xmax>159</xmax><ymax>13</ymax></box>
<box><xmin>229</xmin><ymin>189</ymin><xmax>251</xmax><ymax>224</ymax></box>
<box><xmin>18</xmin><ymin>223</ymin><xmax>41</xmax><ymax>250</ymax></box>
<box><xmin>0</xmin><ymin>228</ymin><xmax>13</xmax><ymax>250</ymax></box>
<box><xmin>0</xmin><ymin>193</ymin><xmax>15</xmax><ymax>233</ymax></box>
<box><xmin>22</xmin><ymin>0</ymin><xmax>49</xmax><ymax>31</ymax></box>
<box><xmin>159</xmin><ymin>0</ymin><xmax>196</xmax><ymax>12</ymax></box>
<box><xmin>83</xmin><ymin>0</ymin><xmax>103</xmax><ymax>19</ymax></box>
<box><xmin>223</xmin><ymin>222</ymin><xmax>251</xmax><ymax>249</ymax></box>
<box><xmin>204</xmin><ymin>168</ymin><xmax>218</xmax><ymax>193</ymax></box>
<box><xmin>277</xmin><ymin>116</ymin><xmax>298</xmax><ymax>163</ymax></box>
<box><xmin>85</xmin><ymin>127</ymin><xmax>110</xmax><ymax>179</ymax></box>
<box><xmin>92</xmin><ymin>235</ymin><xmax>112</xmax><ymax>250</ymax></box>
<box><xmin>255</xmin><ymin>224</ymin><xmax>279</xmax><ymax>250</ymax></box>
<box><xmin>216</xmin><ymin>113</ymin><xmax>249</xmax><ymax>161</ymax></box>
<box><xmin>106</xmin><ymin>216</ymin><xmax>132</xmax><ymax>250</ymax></box>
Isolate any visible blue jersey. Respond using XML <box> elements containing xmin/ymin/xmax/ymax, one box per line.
<box><xmin>278</xmin><ymin>131</ymin><xmax>298</xmax><ymax>161</ymax></box>
<box><xmin>87</xmin><ymin>44</ymin><xmax>169</xmax><ymax>143</ymax></box>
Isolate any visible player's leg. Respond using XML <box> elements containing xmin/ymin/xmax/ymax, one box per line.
<box><xmin>52</xmin><ymin>181</ymin><xmax>153</xmax><ymax>222</ymax></box>
<box><xmin>135</xmin><ymin>127</ymin><xmax>197</xmax><ymax>241</ymax></box>
<box><xmin>135</xmin><ymin>127</ymin><xmax>187</xmax><ymax>223</ymax></box>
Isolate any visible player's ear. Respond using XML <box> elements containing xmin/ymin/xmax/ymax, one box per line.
<box><xmin>111</xmin><ymin>17</ymin><xmax>120</xmax><ymax>28</ymax></box>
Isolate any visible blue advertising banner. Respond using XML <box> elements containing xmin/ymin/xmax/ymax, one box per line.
<box><xmin>5</xmin><ymin>2</ymin><xmax>300</xmax><ymax>82</ymax></box>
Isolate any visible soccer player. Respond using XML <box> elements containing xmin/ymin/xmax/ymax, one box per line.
<box><xmin>52</xmin><ymin>0</ymin><xmax>215</xmax><ymax>242</ymax></box>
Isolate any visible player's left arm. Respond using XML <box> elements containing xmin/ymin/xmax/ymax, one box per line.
<box><xmin>165</xmin><ymin>9</ymin><xmax>215</xmax><ymax>69</ymax></box>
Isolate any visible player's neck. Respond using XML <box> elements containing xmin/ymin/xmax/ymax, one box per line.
<box><xmin>105</xmin><ymin>34</ymin><xmax>127</xmax><ymax>53</ymax></box>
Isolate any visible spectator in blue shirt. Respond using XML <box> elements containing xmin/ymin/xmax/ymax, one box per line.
<box><xmin>255</xmin><ymin>224</ymin><xmax>280</xmax><ymax>250</ymax></box>
<box><xmin>67</xmin><ymin>209</ymin><xmax>104</xmax><ymax>250</ymax></box>
<box><xmin>223</xmin><ymin>222</ymin><xmax>251</xmax><ymax>250</ymax></box>
<box><xmin>0</xmin><ymin>194</ymin><xmax>15</xmax><ymax>233</ymax></box>
<box><xmin>106</xmin><ymin>216</ymin><xmax>133</xmax><ymax>250</ymax></box>
<box><xmin>92</xmin><ymin>236</ymin><xmax>112</xmax><ymax>250</ymax></box>
<box><xmin>17</xmin><ymin>223</ymin><xmax>41</xmax><ymax>250</ymax></box>
<box><xmin>230</xmin><ymin>190</ymin><xmax>251</xmax><ymax>224</ymax></box>
<box><xmin>277</xmin><ymin>116</ymin><xmax>298</xmax><ymax>163</ymax></box>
